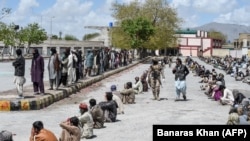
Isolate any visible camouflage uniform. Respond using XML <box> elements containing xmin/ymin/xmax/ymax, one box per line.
<box><xmin>148</xmin><ymin>63</ymin><xmax>165</xmax><ymax>100</ymax></box>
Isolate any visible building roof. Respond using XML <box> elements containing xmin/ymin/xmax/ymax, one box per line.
<box><xmin>175</xmin><ymin>29</ymin><xmax>197</xmax><ymax>34</ymax></box>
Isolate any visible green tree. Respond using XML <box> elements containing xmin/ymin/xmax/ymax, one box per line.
<box><xmin>83</xmin><ymin>32</ymin><xmax>100</xmax><ymax>41</ymax></box>
<box><xmin>22</xmin><ymin>23</ymin><xmax>47</xmax><ymax>54</ymax></box>
<box><xmin>208</xmin><ymin>30</ymin><xmax>227</xmax><ymax>44</ymax></box>
<box><xmin>111</xmin><ymin>0</ymin><xmax>181</xmax><ymax>55</ymax></box>
<box><xmin>0</xmin><ymin>8</ymin><xmax>11</xmax><ymax>20</ymax></box>
<box><xmin>51</xmin><ymin>35</ymin><xmax>58</xmax><ymax>39</ymax></box>
<box><xmin>0</xmin><ymin>23</ymin><xmax>20</xmax><ymax>57</ymax></box>
<box><xmin>121</xmin><ymin>17</ymin><xmax>154</xmax><ymax>49</ymax></box>
<box><xmin>64</xmin><ymin>34</ymin><xmax>78</xmax><ymax>41</ymax></box>
<box><xmin>16</xmin><ymin>27</ymin><xmax>27</xmax><ymax>47</ymax></box>
<box><xmin>111</xmin><ymin>27</ymin><xmax>131</xmax><ymax>49</ymax></box>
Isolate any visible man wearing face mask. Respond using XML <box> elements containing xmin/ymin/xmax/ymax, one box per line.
<box><xmin>12</xmin><ymin>49</ymin><xmax>26</xmax><ymax>99</ymax></box>
<box><xmin>172</xmin><ymin>58</ymin><xmax>189</xmax><ymax>101</ymax></box>
<box><xmin>48</xmin><ymin>48</ymin><xmax>61</xmax><ymax>90</ymax></box>
<box><xmin>61</xmin><ymin>48</ymin><xmax>70</xmax><ymax>87</ymax></box>
<box><xmin>31</xmin><ymin>48</ymin><xmax>45</xmax><ymax>95</ymax></box>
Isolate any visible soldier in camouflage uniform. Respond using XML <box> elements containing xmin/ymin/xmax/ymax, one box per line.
<box><xmin>148</xmin><ymin>58</ymin><xmax>165</xmax><ymax>101</ymax></box>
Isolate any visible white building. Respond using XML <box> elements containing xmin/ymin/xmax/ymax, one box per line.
<box><xmin>0</xmin><ymin>40</ymin><xmax>105</xmax><ymax>57</ymax></box>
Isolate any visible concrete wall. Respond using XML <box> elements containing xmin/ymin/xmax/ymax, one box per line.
<box><xmin>179</xmin><ymin>38</ymin><xmax>187</xmax><ymax>45</ymax></box>
<box><xmin>179</xmin><ymin>46</ymin><xmax>198</xmax><ymax>56</ymax></box>
<box><xmin>230</xmin><ymin>50</ymin><xmax>242</xmax><ymax>58</ymax></box>
<box><xmin>203</xmin><ymin>49</ymin><xmax>212</xmax><ymax>57</ymax></box>
<box><xmin>212</xmin><ymin>48</ymin><xmax>230</xmax><ymax>57</ymax></box>
<box><xmin>188</xmin><ymin>38</ymin><xmax>201</xmax><ymax>46</ymax></box>
<box><xmin>242</xmin><ymin>47</ymin><xmax>248</xmax><ymax>56</ymax></box>
<box><xmin>202</xmin><ymin>39</ymin><xmax>211</xmax><ymax>50</ymax></box>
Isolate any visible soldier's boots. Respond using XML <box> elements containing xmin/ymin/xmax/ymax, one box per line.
<box><xmin>183</xmin><ymin>94</ymin><xmax>187</xmax><ymax>101</ymax></box>
<box><xmin>152</xmin><ymin>94</ymin><xmax>157</xmax><ymax>100</ymax></box>
<box><xmin>156</xmin><ymin>93</ymin><xmax>160</xmax><ymax>101</ymax></box>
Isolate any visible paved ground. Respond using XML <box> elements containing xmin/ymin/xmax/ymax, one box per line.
<box><xmin>1</xmin><ymin>56</ymin><xmax>250</xmax><ymax>141</ymax></box>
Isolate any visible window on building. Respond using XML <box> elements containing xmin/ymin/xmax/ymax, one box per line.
<box><xmin>247</xmin><ymin>41</ymin><xmax>250</xmax><ymax>46</ymax></box>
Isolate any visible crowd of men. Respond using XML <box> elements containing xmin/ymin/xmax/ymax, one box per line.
<box><xmin>5</xmin><ymin>52</ymin><xmax>250</xmax><ymax>141</ymax></box>
<box><xmin>188</xmin><ymin>55</ymin><xmax>250</xmax><ymax>125</ymax></box>
<box><xmin>28</xmin><ymin>75</ymin><xmax>153</xmax><ymax>141</ymax></box>
<box><xmin>12</xmin><ymin>47</ymin><xmax>134</xmax><ymax>99</ymax></box>
<box><xmin>10</xmin><ymin>51</ymin><xmax>174</xmax><ymax>140</ymax></box>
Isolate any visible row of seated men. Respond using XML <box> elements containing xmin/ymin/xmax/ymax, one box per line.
<box><xmin>199</xmin><ymin>55</ymin><xmax>250</xmax><ymax>84</ymax></box>
<box><xmin>1</xmin><ymin>61</ymin><xmax>151</xmax><ymax>141</ymax></box>
<box><xmin>58</xmin><ymin>67</ymin><xmax>151</xmax><ymax>141</ymax></box>
<box><xmin>27</xmin><ymin>77</ymin><xmax>149</xmax><ymax>141</ymax></box>
<box><xmin>193</xmin><ymin>57</ymin><xmax>250</xmax><ymax>125</ymax></box>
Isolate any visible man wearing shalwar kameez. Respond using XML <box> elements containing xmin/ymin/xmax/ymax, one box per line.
<box><xmin>48</xmin><ymin>48</ymin><xmax>61</xmax><ymax>90</ymax></box>
<box><xmin>67</xmin><ymin>49</ymin><xmax>78</xmax><ymax>85</ymax></box>
<box><xmin>172</xmin><ymin>58</ymin><xmax>189</xmax><ymax>101</ymax></box>
<box><xmin>31</xmin><ymin>48</ymin><xmax>45</xmax><ymax>95</ymax></box>
<box><xmin>12</xmin><ymin>49</ymin><xmax>26</xmax><ymax>98</ymax></box>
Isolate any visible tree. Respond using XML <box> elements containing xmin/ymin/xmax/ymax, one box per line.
<box><xmin>0</xmin><ymin>8</ymin><xmax>11</xmax><ymax>20</ymax></box>
<box><xmin>51</xmin><ymin>35</ymin><xmax>58</xmax><ymax>39</ymax></box>
<box><xmin>208</xmin><ymin>30</ymin><xmax>227</xmax><ymax>44</ymax></box>
<box><xmin>111</xmin><ymin>0</ymin><xmax>181</xmax><ymax>55</ymax></box>
<box><xmin>0</xmin><ymin>23</ymin><xmax>21</xmax><ymax>58</ymax></box>
<box><xmin>111</xmin><ymin>27</ymin><xmax>131</xmax><ymax>49</ymax></box>
<box><xmin>83</xmin><ymin>32</ymin><xmax>100</xmax><ymax>41</ymax></box>
<box><xmin>121</xmin><ymin>17</ymin><xmax>154</xmax><ymax>49</ymax></box>
<box><xmin>22</xmin><ymin>23</ymin><xmax>47</xmax><ymax>54</ymax></box>
<box><xmin>64</xmin><ymin>34</ymin><xmax>78</xmax><ymax>41</ymax></box>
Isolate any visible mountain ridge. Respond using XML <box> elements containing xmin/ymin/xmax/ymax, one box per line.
<box><xmin>190</xmin><ymin>22</ymin><xmax>250</xmax><ymax>42</ymax></box>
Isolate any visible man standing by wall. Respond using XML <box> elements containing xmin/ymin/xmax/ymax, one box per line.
<box><xmin>85</xmin><ymin>50</ymin><xmax>94</xmax><ymax>78</ymax></box>
<box><xmin>48</xmin><ymin>48</ymin><xmax>61</xmax><ymax>90</ymax></box>
<box><xmin>67</xmin><ymin>49</ymin><xmax>78</xmax><ymax>85</ymax></box>
<box><xmin>172</xmin><ymin>58</ymin><xmax>189</xmax><ymax>101</ymax></box>
<box><xmin>31</xmin><ymin>48</ymin><xmax>45</xmax><ymax>95</ymax></box>
<box><xmin>12</xmin><ymin>49</ymin><xmax>26</xmax><ymax>99</ymax></box>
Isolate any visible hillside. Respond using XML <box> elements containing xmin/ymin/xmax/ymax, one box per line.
<box><xmin>192</xmin><ymin>22</ymin><xmax>250</xmax><ymax>42</ymax></box>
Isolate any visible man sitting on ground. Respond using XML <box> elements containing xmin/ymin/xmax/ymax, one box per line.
<box><xmin>59</xmin><ymin>116</ymin><xmax>81</xmax><ymax>141</ymax></box>
<box><xmin>89</xmin><ymin>98</ymin><xmax>105</xmax><ymax>129</ymax></box>
<box><xmin>133</xmin><ymin>76</ymin><xmax>143</xmax><ymax>94</ymax></box>
<box><xmin>29</xmin><ymin>121</ymin><xmax>58</xmax><ymax>141</ymax></box>
<box><xmin>120</xmin><ymin>82</ymin><xmax>135</xmax><ymax>104</ymax></box>
<box><xmin>110</xmin><ymin>85</ymin><xmax>125</xmax><ymax>114</ymax></box>
<box><xmin>78</xmin><ymin>103</ymin><xmax>94</xmax><ymax>139</ymax></box>
<box><xmin>99</xmin><ymin>92</ymin><xmax>118</xmax><ymax>122</ymax></box>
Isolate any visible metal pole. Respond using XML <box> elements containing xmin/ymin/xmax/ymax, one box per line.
<box><xmin>50</xmin><ymin>16</ymin><xmax>54</xmax><ymax>45</ymax></box>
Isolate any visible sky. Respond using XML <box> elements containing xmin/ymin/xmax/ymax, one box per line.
<box><xmin>1</xmin><ymin>0</ymin><xmax>250</xmax><ymax>40</ymax></box>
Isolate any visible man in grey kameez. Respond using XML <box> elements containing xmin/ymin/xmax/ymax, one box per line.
<box><xmin>48</xmin><ymin>48</ymin><xmax>61</xmax><ymax>90</ymax></box>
